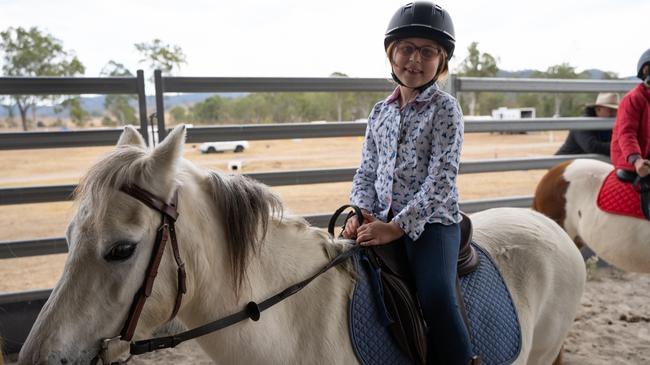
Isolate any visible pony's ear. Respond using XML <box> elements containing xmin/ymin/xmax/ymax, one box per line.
<box><xmin>117</xmin><ymin>125</ymin><xmax>147</xmax><ymax>148</ymax></box>
<box><xmin>149</xmin><ymin>124</ymin><xmax>186</xmax><ymax>172</ymax></box>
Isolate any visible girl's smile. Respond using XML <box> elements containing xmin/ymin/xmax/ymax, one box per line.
<box><xmin>391</xmin><ymin>38</ymin><xmax>441</xmax><ymax>89</ymax></box>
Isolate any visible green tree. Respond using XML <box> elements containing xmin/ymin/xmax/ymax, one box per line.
<box><xmin>457</xmin><ymin>42</ymin><xmax>499</xmax><ymax>77</ymax></box>
<box><xmin>330</xmin><ymin>72</ymin><xmax>349</xmax><ymax>121</ymax></box>
<box><xmin>192</xmin><ymin>95</ymin><xmax>225</xmax><ymax>123</ymax></box>
<box><xmin>528</xmin><ymin>63</ymin><xmax>589</xmax><ymax>117</ymax></box>
<box><xmin>456</xmin><ymin>42</ymin><xmax>499</xmax><ymax>115</ymax></box>
<box><xmin>61</xmin><ymin>97</ymin><xmax>89</xmax><ymax>126</ymax></box>
<box><xmin>134</xmin><ymin>39</ymin><xmax>187</xmax><ymax>77</ymax></box>
<box><xmin>100</xmin><ymin>61</ymin><xmax>137</xmax><ymax>125</ymax></box>
<box><xmin>0</xmin><ymin>27</ymin><xmax>85</xmax><ymax>130</ymax></box>
<box><xmin>169</xmin><ymin>106</ymin><xmax>189</xmax><ymax>124</ymax></box>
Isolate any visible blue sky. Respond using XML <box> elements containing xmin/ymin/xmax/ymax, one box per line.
<box><xmin>0</xmin><ymin>0</ymin><xmax>648</xmax><ymax>79</ymax></box>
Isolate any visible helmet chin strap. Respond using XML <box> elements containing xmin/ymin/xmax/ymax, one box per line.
<box><xmin>391</xmin><ymin>71</ymin><xmax>436</xmax><ymax>93</ymax></box>
<box><xmin>644</xmin><ymin>75</ymin><xmax>650</xmax><ymax>88</ymax></box>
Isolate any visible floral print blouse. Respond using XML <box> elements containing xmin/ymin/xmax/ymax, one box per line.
<box><xmin>350</xmin><ymin>83</ymin><xmax>463</xmax><ymax>241</ymax></box>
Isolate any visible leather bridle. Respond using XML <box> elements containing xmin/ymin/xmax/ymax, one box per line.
<box><xmin>98</xmin><ymin>186</ymin><xmax>360</xmax><ymax>365</ymax></box>
<box><xmin>99</xmin><ymin>184</ymin><xmax>186</xmax><ymax>364</ymax></box>
<box><xmin>118</xmin><ymin>185</ymin><xmax>187</xmax><ymax>341</ymax></box>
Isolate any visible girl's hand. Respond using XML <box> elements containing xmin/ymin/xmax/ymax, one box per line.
<box><xmin>356</xmin><ymin>220</ymin><xmax>404</xmax><ymax>246</ymax></box>
<box><xmin>341</xmin><ymin>215</ymin><xmax>360</xmax><ymax>239</ymax></box>
<box><xmin>341</xmin><ymin>209</ymin><xmax>372</xmax><ymax>239</ymax></box>
<box><xmin>634</xmin><ymin>158</ymin><xmax>650</xmax><ymax>177</ymax></box>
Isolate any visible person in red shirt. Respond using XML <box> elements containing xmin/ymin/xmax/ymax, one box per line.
<box><xmin>611</xmin><ymin>48</ymin><xmax>650</xmax><ymax>176</ymax></box>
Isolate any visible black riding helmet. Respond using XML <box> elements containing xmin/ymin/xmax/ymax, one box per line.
<box><xmin>384</xmin><ymin>1</ymin><xmax>455</xmax><ymax>60</ymax></box>
<box><xmin>637</xmin><ymin>48</ymin><xmax>650</xmax><ymax>80</ymax></box>
<box><xmin>384</xmin><ymin>2</ymin><xmax>455</xmax><ymax>91</ymax></box>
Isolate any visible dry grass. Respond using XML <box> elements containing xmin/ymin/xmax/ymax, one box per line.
<box><xmin>0</xmin><ymin>131</ymin><xmax>568</xmax><ymax>292</ymax></box>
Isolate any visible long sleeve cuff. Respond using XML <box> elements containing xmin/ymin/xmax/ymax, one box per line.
<box><xmin>628</xmin><ymin>154</ymin><xmax>642</xmax><ymax>165</ymax></box>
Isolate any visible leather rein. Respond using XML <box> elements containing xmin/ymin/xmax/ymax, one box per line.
<box><xmin>99</xmin><ymin>186</ymin><xmax>362</xmax><ymax>364</ymax></box>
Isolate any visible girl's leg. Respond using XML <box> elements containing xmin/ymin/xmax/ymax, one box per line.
<box><xmin>404</xmin><ymin>222</ymin><xmax>473</xmax><ymax>365</ymax></box>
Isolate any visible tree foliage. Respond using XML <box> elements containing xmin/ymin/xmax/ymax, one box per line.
<box><xmin>456</xmin><ymin>42</ymin><xmax>499</xmax><ymax>115</ymax></box>
<box><xmin>100</xmin><ymin>61</ymin><xmax>137</xmax><ymax>126</ymax></box>
<box><xmin>135</xmin><ymin>39</ymin><xmax>187</xmax><ymax>76</ymax></box>
<box><xmin>184</xmin><ymin>90</ymin><xmax>385</xmax><ymax>125</ymax></box>
<box><xmin>61</xmin><ymin>97</ymin><xmax>89</xmax><ymax>126</ymax></box>
<box><xmin>457</xmin><ymin>42</ymin><xmax>499</xmax><ymax>77</ymax></box>
<box><xmin>0</xmin><ymin>26</ymin><xmax>85</xmax><ymax>130</ymax></box>
<box><xmin>520</xmin><ymin>63</ymin><xmax>593</xmax><ymax>117</ymax></box>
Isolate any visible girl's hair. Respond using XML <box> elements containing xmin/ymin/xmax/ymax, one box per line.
<box><xmin>386</xmin><ymin>40</ymin><xmax>449</xmax><ymax>84</ymax></box>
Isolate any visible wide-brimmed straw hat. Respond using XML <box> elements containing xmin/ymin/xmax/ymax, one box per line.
<box><xmin>587</xmin><ymin>93</ymin><xmax>619</xmax><ymax>109</ymax></box>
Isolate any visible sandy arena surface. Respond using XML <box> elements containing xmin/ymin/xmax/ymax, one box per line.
<box><xmin>3</xmin><ymin>131</ymin><xmax>650</xmax><ymax>363</ymax></box>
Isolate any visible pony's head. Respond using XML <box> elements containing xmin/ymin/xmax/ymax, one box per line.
<box><xmin>18</xmin><ymin>125</ymin><xmax>282</xmax><ymax>364</ymax></box>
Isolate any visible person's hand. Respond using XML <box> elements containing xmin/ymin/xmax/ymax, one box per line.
<box><xmin>341</xmin><ymin>215</ymin><xmax>360</xmax><ymax>239</ymax></box>
<box><xmin>341</xmin><ymin>209</ymin><xmax>373</xmax><ymax>239</ymax></box>
<box><xmin>634</xmin><ymin>158</ymin><xmax>650</xmax><ymax>177</ymax></box>
<box><xmin>356</xmin><ymin>220</ymin><xmax>404</xmax><ymax>246</ymax></box>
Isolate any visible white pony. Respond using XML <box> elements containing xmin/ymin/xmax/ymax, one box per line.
<box><xmin>19</xmin><ymin>125</ymin><xmax>585</xmax><ymax>365</ymax></box>
<box><xmin>533</xmin><ymin>158</ymin><xmax>650</xmax><ymax>273</ymax></box>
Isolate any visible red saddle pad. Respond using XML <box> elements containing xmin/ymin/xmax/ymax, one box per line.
<box><xmin>597</xmin><ymin>171</ymin><xmax>644</xmax><ymax>219</ymax></box>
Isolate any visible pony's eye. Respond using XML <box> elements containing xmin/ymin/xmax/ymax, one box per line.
<box><xmin>105</xmin><ymin>241</ymin><xmax>137</xmax><ymax>261</ymax></box>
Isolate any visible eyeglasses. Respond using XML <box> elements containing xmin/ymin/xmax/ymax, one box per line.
<box><xmin>394</xmin><ymin>41</ymin><xmax>443</xmax><ymax>61</ymax></box>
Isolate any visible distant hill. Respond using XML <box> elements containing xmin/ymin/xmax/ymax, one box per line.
<box><xmin>0</xmin><ymin>92</ymin><xmax>246</xmax><ymax>118</ymax></box>
<box><xmin>497</xmin><ymin>68</ymin><xmax>636</xmax><ymax>79</ymax></box>
<box><xmin>496</xmin><ymin>69</ymin><xmax>537</xmax><ymax>78</ymax></box>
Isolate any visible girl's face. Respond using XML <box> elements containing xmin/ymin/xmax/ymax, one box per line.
<box><xmin>390</xmin><ymin>37</ymin><xmax>443</xmax><ymax>88</ymax></box>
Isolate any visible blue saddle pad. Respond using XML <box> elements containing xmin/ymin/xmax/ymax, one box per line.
<box><xmin>349</xmin><ymin>242</ymin><xmax>521</xmax><ymax>365</ymax></box>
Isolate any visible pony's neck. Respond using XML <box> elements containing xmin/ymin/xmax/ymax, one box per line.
<box><xmin>184</xmin><ymin>216</ymin><xmax>356</xmax><ymax>363</ymax></box>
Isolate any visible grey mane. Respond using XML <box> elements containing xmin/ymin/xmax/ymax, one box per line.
<box><xmin>207</xmin><ymin>171</ymin><xmax>283</xmax><ymax>290</ymax></box>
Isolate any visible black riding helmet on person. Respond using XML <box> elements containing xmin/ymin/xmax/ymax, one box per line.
<box><xmin>384</xmin><ymin>1</ymin><xmax>455</xmax><ymax>91</ymax></box>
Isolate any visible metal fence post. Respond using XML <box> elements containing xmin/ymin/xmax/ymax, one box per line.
<box><xmin>154</xmin><ymin>70</ymin><xmax>167</xmax><ymax>142</ymax></box>
<box><xmin>136</xmin><ymin>70</ymin><xmax>149</xmax><ymax>146</ymax></box>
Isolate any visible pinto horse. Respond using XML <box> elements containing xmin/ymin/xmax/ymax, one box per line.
<box><xmin>533</xmin><ymin>158</ymin><xmax>650</xmax><ymax>273</ymax></box>
<box><xmin>19</xmin><ymin>125</ymin><xmax>585</xmax><ymax>365</ymax></box>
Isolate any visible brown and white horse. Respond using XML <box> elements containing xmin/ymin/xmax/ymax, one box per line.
<box><xmin>533</xmin><ymin>158</ymin><xmax>650</xmax><ymax>272</ymax></box>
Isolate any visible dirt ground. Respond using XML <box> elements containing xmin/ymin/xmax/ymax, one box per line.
<box><xmin>4</xmin><ymin>130</ymin><xmax>650</xmax><ymax>363</ymax></box>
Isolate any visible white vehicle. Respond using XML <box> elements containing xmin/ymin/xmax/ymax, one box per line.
<box><xmin>199</xmin><ymin>140</ymin><xmax>249</xmax><ymax>154</ymax></box>
<box><xmin>491</xmin><ymin>107</ymin><xmax>536</xmax><ymax>119</ymax></box>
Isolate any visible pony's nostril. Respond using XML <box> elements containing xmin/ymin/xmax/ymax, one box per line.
<box><xmin>60</xmin><ymin>359</ymin><xmax>69</xmax><ymax>364</ymax></box>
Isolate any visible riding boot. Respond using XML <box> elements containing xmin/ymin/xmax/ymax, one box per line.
<box><xmin>467</xmin><ymin>355</ymin><xmax>481</xmax><ymax>365</ymax></box>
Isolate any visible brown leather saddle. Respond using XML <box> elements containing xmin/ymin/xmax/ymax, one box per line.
<box><xmin>616</xmin><ymin>169</ymin><xmax>650</xmax><ymax>220</ymax></box>
<box><xmin>369</xmin><ymin>211</ymin><xmax>479</xmax><ymax>279</ymax></box>
<box><xmin>328</xmin><ymin>206</ymin><xmax>480</xmax><ymax>365</ymax></box>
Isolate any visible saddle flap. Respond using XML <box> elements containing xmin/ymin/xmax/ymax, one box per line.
<box><xmin>370</xmin><ymin>241</ymin><xmax>412</xmax><ymax>281</ymax></box>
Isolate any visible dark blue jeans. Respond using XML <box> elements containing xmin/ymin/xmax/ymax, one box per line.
<box><xmin>403</xmin><ymin>222</ymin><xmax>473</xmax><ymax>365</ymax></box>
